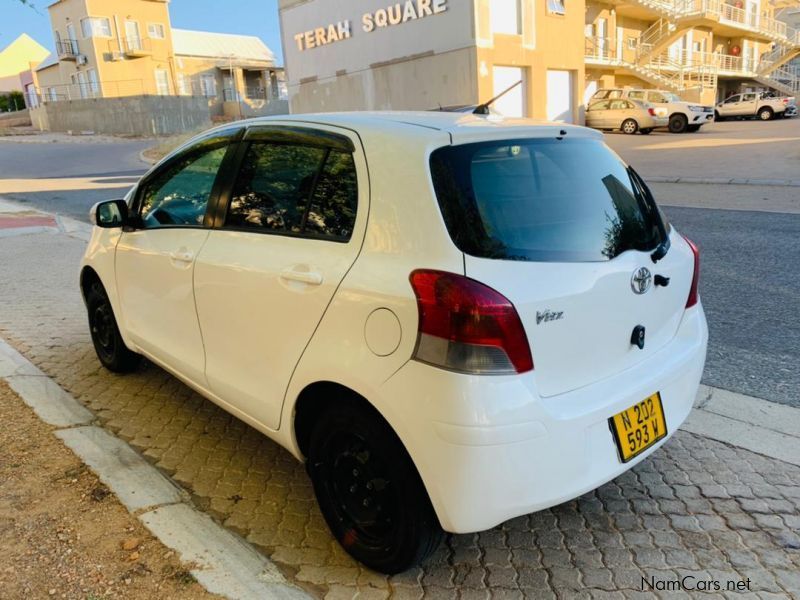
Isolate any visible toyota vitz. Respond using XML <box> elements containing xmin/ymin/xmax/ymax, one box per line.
<box><xmin>80</xmin><ymin>112</ymin><xmax>708</xmax><ymax>574</ymax></box>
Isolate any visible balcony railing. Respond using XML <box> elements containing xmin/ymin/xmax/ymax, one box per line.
<box><xmin>585</xmin><ymin>36</ymin><xmax>617</xmax><ymax>62</ymax></box>
<box><xmin>122</xmin><ymin>37</ymin><xmax>153</xmax><ymax>56</ymax></box>
<box><xmin>678</xmin><ymin>0</ymin><xmax>790</xmax><ymax>40</ymax></box>
<box><xmin>56</xmin><ymin>39</ymin><xmax>80</xmax><ymax>60</ymax></box>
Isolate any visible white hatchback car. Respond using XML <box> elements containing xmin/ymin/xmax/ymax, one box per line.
<box><xmin>81</xmin><ymin>112</ymin><xmax>708</xmax><ymax>574</ymax></box>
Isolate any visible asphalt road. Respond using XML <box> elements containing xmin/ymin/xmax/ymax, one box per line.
<box><xmin>666</xmin><ymin>206</ymin><xmax>800</xmax><ymax>407</ymax></box>
<box><xmin>0</xmin><ymin>138</ymin><xmax>148</xmax><ymax>221</ymax></box>
<box><xmin>0</xmin><ymin>134</ymin><xmax>796</xmax><ymax>408</ymax></box>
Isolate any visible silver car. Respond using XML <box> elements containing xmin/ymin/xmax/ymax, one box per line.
<box><xmin>586</xmin><ymin>98</ymin><xmax>668</xmax><ymax>135</ymax></box>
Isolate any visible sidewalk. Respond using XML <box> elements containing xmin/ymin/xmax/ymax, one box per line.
<box><xmin>0</xmin><ymin>380</ymin><xmax>219</xmax><ymax>600</ymax></box>
<box><xmin>1</xmin><ymin>198</ymin><xmax>799</xmax><ymax>599</ymax></box>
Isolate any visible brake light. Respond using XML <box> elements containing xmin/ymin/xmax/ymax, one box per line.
<box><xmin>782</xmin><ymin>98</ymin><xmax>789</xmax><ymax>105</ymax></box>
<box><xmin>683</xmin><ymin>236</ymin><xmax>700</xmax><ymax>308</ymax></box>
<box><xmin>648</xmin><ymin>108</ymin><xmax>656</xmax><ymax>116</ymax></box>
<box><xmin>409</xmin><ymin>270</ymin><xmax>533</xmax><ymax>374</ymax></box>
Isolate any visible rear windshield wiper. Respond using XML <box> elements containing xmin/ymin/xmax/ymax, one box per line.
<box><xmin>629</xmin><ymin>168</ymin><xmax>670</xmax><ymax>263</ymax></box>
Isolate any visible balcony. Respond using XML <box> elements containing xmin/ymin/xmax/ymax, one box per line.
<box><xmin>585</xmin><ymin>36</ymin><xmax>619</xmax><ymax>64</ymax></box>
<box><xmin>122</xmin><ymin>37</ymin><xmax>153</xmax><ymax>57</ymax></box>
<box><xmin>677</xmin><ymin>0</ymin><xmax>794</xmax><ymax>42</ymax></box>
<box><xmin>56</xmin><ymin>39</ymin><xmax>80</xmax><ymax>61</ymax></box>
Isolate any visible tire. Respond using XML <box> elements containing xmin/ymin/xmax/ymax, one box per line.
<box><xmin>640</xmin><ymin>128</ymin><xmax>652</xmax><ymax>135</ymax></box>
<box><xmin>714</xmin><ymin>111</ymin><xmax>724</xmax><ymax>121</ymax></box>
<box><xmin>668</xmin><ymin>114</ymin><xmax>688</xmax><ymax>133</ymax></box>
<box><xmin>686</xmin><ymin>124</ymin><xmax>701</xmax><ymax>133</ymax></box>
<box><xmin>758</xmin><ymin>107</ymin><xmax>773</xmax><ymax>121</ymax></box>
<box><xmin>86</xmin><ymin>281</ymin><xmax>141</xmax><ymax>373</ymax></box>
<box><xmin>307</xmin><ymin>400</ymin><xmax>444</xmax><ymax>574</ymax></box>
<box><xmin>621</xmin><ymin>119</ymin><xmax>639</xmax><ymax>135</ymax></box>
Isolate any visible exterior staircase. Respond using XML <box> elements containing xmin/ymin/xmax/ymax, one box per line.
<box><xmin>754</xmin><ymin>65</ymin><xmax>800</xmax><ymax>95</ymax></box>
<box><xmin>635</xmin><ymin>18</ymin><xmax>685</xmax><ymax>65</ymax></box>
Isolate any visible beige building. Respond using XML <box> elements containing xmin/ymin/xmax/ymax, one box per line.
<box><xmin>279</xmin><ymin>0</ymin><xmax>799</xmax><ymax>122</ymax></box>
<box><xmin>279</xmin><ymin>0</ymin><xmax>587</xmax><ymax>122</ymax></box>
<box><xmin>33</xmin><ymin>0</ymin><xmax>285</xmax><ymax>117</ymax></box>
<box><xmin>584</xmin><ymin>0</ymin><xmax>800</xmax><ymax>106</ymax></box>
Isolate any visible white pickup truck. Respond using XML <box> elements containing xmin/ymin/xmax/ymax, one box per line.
<box><xmin>714</xmin><ymin>92</ymin><xmax>795</xmax><ymax>121</ymax></box>
<box><xmin>591</xmin><ymin>88</ymin><xmax>714</xmax><ymax>133</ymax></box>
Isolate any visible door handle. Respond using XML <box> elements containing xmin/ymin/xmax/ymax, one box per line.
<box><xmin>169</xmin><ymin>250</ymin><xmax>194</xmax><ymax>264</ymax></box>
<box><xmin>280</xmin><ymin>268</ymin><xmax>323</xmax><ymax>285</ymax></box>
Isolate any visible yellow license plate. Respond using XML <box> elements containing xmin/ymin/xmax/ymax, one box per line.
<box><xmin>609</xmin><ymin>393</ymin><xmax>667</xmax><ymax>463</ymax></box>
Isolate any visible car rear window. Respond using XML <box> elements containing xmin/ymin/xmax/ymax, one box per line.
<box><xmin>429</xmin><ymin>138</ymin><xmax>666</xmax><ymax>262</ymax></box>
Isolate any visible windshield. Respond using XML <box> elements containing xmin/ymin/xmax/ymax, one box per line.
<box><xmin>429</xmin><ymin>138</ymin><xmax>668</xmax><ymax>263</ymax></box>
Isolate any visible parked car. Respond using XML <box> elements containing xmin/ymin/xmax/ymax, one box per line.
<box><xmin>714</xmin><ymin>92</ymin><xmax>794</xmax><ymax>121</ymax></box>
<box><xmin>585</xmin><ymin>98</ymin><xmax>667</xmax><ymax>134</ymax></box>
<box><xmin>80</xmin><ymin>112</ymin><xmax>708</xmax><ymax>574</ymax></box>
<box><xmin>592</xmin><ymin>88</ymin><xmax>714</xmax><ymax>133</ymax></box>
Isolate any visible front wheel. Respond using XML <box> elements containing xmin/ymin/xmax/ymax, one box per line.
<box><xmin>86</xmin><ymin>281</ymin><xmax>141</xmax><ymax>373</ymax></box>
<box><xmin>714</xmin><ymin>111</ymin><xmax>724</xmax><ymax>121</ymax></box>
<box><xmin>758</xmin><ymin>107</ymin><xmax>774</xmax><ymax>121</ymax></box>
<box><xmin>686</xmin><ymin>124</ymin><xmax>701</xmax><ymax>133</ymax></box>
<box><xmin>307</xmin><ymin>401</ymin><xmax>444</xmax><ymax>574</ymax></box>
<box><xmin>621</xmin><ymin>119</ymin><xmax>639</xmax><ymax>135</ymax></box>
<box><xmin>668</xmin><ymin>114</ymin><xmax>688</xmax><ymax>133</ymax></box>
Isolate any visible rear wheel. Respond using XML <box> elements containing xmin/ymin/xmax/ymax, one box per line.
<box><xmin>86</xmin><ymin>281</ymin><xmax>141</xmax><ymax>373</ymax></box>
<box><xmin>758</xmin><ymin>107</ymin><xmax>774</xmax><ymax>121</ymax></box>
<box><xmin>668</xmin><ymin>114</ymin><xmax>688</xmax><ymax>133</ymax></box>
<box><xmin>307</xmin><ymin>400</ymin><xmax>443</xmax><ymax>574</ymax></box>
<box><xmin>621</xmin><ymin>119</ymin><xmax>639</xmax><ymax>135</ymax></box>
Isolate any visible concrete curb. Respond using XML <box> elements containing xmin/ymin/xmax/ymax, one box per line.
<box><xmin>684</xmin><ymin>384</ymin><xmax>800</xmax><ymax>468</ymax></box>
<box><xmin>0</xmin><ymin>196</ymin><xmax>92</xmax><ymax>242</ymax></box>
<box><xmin>139</xmin><ymin>147</ymin><xmax>157</xmax><ymax>166</ymax></box>
<box><xmin>647</xmin><ymin>175</ymin><xmax>800</xmax><ymax>187</ymax></box>
<box><xmin>0</xmin><ymin>336</ymin><xmax>309</xmax><ymax>600</ymax></box>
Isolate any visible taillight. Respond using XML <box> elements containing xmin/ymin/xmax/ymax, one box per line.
<box><xmin>409</xmin><ymin>270</ymin><xmax>533</xmax><ymax>375</ymax></box>
<box><xmin>648</xmin><ymin>108</ymin><xmax>656</xmax><ymax>116</ymax></box>
<box><xmin>683</xmin><ymin>236</ymin><xmax>700</xmax><ymax>308</ymax></box>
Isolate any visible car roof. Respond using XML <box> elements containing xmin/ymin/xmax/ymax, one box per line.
<box><xmin>217</xmin><ymin>111</ymin><xmax>603</xmax><ymax>143</ymax></box>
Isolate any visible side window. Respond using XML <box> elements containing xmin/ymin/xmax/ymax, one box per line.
<box><xmin>304</xmin><ymin>150</ymin><xmax>358</xmax><ymax>241</ymax></box>
<box><xmin>742</xmin><ymin>93</ymin><xmax>757</xmax><ymax>102</ymax></box>
<box><xmin>628</xmin><ymin>91</ymin><xmax>644</xmax><ymax>101</ymax></box>
<box><xmin>226</xmin><ymin>143</ymin><xmax>326</xmax><ymax>234</ymax></box>
<box><xmin>589</xmin><ymin>100</ymin><xmax>610</xmax><ymax>111</ymax></box>
<box><xmin>609</xmin><ymin>99</ymin><xmax>628</xmax><ymax>110</ymax></box>
<box><xmin>725</xmin><ymin>95</ymin><xmax>740</xmax><ymax>103</ymax></box>
<box><xmin>139</xmin><ymin>143</ymin><xmax>228</xmax><ymax>228</ymax></box>
<box><xmin>226</xmin><ymin>142</ymin><xmax>359</xmax><ymax>242</ymax></box>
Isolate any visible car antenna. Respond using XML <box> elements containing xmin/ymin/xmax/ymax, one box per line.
<box><xmin>473</xmin><ymin>80</ymin><xmax>523</xmax><ymax>115</ymax></box>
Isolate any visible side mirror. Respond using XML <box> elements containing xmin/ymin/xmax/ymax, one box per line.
<box><xmin>90</xmin><ymin>199</ymin><xmax>129</xmax><ymax>229</ymax></box>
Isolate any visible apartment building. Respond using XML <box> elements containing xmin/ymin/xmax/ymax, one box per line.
<box><xmin>584</xmin><ymin>0</ymin><xmax>800</xmax><ymax>106</ymax></box>
<box><xmin>33</xmin><ymin>0</ymin><xmax>285</xmax><ymax>116</ymax></box>
<box><xmin>279</xmin><ymin>0</ymin><xmax>586</xmax><ymax>122</ymax></box>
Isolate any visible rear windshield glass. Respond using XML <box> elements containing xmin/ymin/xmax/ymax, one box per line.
<box><xmin>430</xmin><ymin>138</ymin><xmax>666</xmax><ymax>262</ymax></box>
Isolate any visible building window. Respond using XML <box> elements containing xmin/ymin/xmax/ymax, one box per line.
<box><xmin>201</xmin><ymin>74</ymin><xmax>217</xmax><ymax>97</ymax></box>
<box><xmin>155</xmin><ymin>69</ymin><xmax>171</xmax><ymax>95</ymax></box>
<box><xmin>491</xmin><ymin>0</ymin><xmax>521</xmax><ymax>35</ymax></box>
<box><xmin>49</xmin><ymin>88</ymin><xmax>58</xmax><ymax>102</ymax></box>
<box><xmin>547</xmin><ymin>0</ymin><xmax>566</xmax><ymax>15</ymax></box>
<box><xmin>81</xmin><ymin>17</ymin><xmax>112</xmax><ymax>38</ymax></box>
<box><xmin>176</xmin><ymin>73</ymin><xmax>188</xmax><ymax>95</ymax></box>
<box><xmin>87</xmin><ymin>69</ymin><xmax>100</xmax><ymax>97</ymax></box>
<box><xmin>148</xmin><ymin>23</ymin><xmax>166</xmax><ymax>39</ymax></box>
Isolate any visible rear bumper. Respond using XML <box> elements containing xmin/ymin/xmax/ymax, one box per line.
<box><xmin>380</xmin><ymin>305</ymin><xmax>708</xmax><ymax>533</ymax></box>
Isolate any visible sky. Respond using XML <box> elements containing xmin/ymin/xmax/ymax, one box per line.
<box><xmin>1</xmin><ymin>0</ymin><xmax>285</xmax><ymax>64</ymax></box>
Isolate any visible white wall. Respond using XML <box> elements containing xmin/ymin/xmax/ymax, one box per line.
<box><xmin>280</xmin><ymin>0</ymin><xmax>476</xmax><ymax>87</ymax></box>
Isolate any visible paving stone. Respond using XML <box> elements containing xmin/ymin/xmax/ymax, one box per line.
<box><xmin>3</xmin><ymin>231</ymin><xmax>800</xmax><ymax>598</ymax></box>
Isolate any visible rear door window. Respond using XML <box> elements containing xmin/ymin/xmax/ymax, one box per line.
<box><xmin>429</xmin><ymin>138</ymin><xmax>667</xmax><ymax>262</ymax></box>
<box><xmin>225</xmin><ymin>139</ymin><xmax>358</xmax><ymax>242</ymax></box>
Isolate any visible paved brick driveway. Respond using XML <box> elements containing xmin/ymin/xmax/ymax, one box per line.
<box><xmin>1</xmin><ymin>231</ymin><xmax>799</xmax><ymax>599</ymax></box>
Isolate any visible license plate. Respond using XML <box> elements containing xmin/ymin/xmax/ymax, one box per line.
<box><xmin>609</xmin><ymin>393</ymin><xmax>667</xmax><ymax>463</ymax></box>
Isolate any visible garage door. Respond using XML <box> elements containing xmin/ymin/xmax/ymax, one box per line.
<box><xmin>546</xmin><ymin>70</ymin><xmax>575</xmax><ymax>123</ymax></box>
